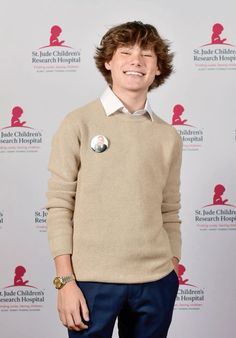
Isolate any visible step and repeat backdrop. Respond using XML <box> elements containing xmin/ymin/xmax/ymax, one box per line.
<box><xmin>0</xmin><ymin>1</ymin><xmax>235</xmax><ymax>337</ymax></box>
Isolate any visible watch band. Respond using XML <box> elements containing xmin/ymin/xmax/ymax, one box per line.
<box><xmin>61</xmin><ymin>275</ymin><xmax>75</xmax><ymax>284</ymax></box>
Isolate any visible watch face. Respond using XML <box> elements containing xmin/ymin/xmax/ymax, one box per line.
<box><xmin>53</xmin><ymin>277</ymin><xmax>63</xmax><ymax>289</ymax></box>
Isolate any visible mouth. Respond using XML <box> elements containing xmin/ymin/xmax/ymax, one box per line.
<box><xmin>123</xmin><ymin>71</ymin><xmax>145</xmax><ymax>77</ymax></box>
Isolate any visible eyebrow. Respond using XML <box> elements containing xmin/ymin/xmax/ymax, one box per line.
<box><xmin>119</xmin><ymin>46</ymin><xmax>153</xmax><ymax>52</ymax></box>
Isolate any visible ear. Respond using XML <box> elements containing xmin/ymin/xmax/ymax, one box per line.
<box><xmin>105</xmin><ymin>61</ymin><xmax>111</xmax><ymax>70</ymax></box>
<box><xmin>156</xmin><ymin>68</ymin><xmax>161</xmax><ymax>76</ymax></box>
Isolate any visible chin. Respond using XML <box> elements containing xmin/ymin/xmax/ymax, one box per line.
<box><xmin>126</xmin><ymin>86</ymin><xmax>146</xmax><ymax>92</ymax></box>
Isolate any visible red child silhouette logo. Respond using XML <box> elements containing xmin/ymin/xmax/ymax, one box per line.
<box><xmin>178</xmin><ymin>264</ymin><xmax>188</xmax><ymax>285</ymax></box>
<box><xmin>172</xmin><ymin>104</ymin><xmax>187</xmax><ymax>125</ymax></box>
<box><xmin>14</xmin><ymin>265</ymin><xmax>29</xmax><ymax>286</ymax></box>
<box><xmin>1</xmin><ymin>106</ymin><xmax>33</xmax><ymax>130</ymax></box>
<box><xmin>213</xmin><ymin>184</ymin><xmax>228</xmax><ymax>205</ymax></box>
<box><xmin>203</xmin><ymin>184</ymin><xmax>236</xmax><ymax>208</ymax></box>
<box><xmin>4</xmin><ymin>265</ymin><xmax>37</xmax><ymax>289</ymax></box>
<box><xmin>40</xmin><ymin>25</ymin><xmax>72</xmax><ymax>49</ymax></box>
<box><xmin>50</xmin><ymin>25</ymin><xmax>65</xmax><ymax>46</ymax></box>
<box><xmin>211</xmin><ymin>23</ymin><xmax>227</xmax><ymax>44</ymax></box>
<box><xmin>178</xmin><ymin>264</ymin><xmax>195</xmax><ymax>287</ymax></box>
<box><xmin>201</xmin><ymin>23</ymin><xmax>234</xmax><ymax>47</ymax></box>
<box><xmin>171</xmin><ymin>104</ymin><xmax>194</xmax><ymax>127</ymax></box>
<box><xmin>11</xmin><ymin>106</ymin><xmax>26</xmax><ymax>127</ymax></box>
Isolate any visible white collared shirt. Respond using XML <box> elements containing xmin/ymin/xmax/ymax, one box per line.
<box><xmin>100</xmin><ymin>87</ymin><xmax>154</xmax><ymax>122</ymax></box>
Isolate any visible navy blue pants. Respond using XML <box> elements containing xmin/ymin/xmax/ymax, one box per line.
<box><xmin>68</xmin><ymin>270</ymin><xmax>179</xmax><ymax>338</ymax></box>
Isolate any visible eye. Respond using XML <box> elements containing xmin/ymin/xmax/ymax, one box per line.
<box><xmin>120</xmin><ymin>51</ymin><xmax>131</xmax><ymax>55</ymax></box>
<box><xmin>142</xmin><ymin>53</ymin><xmax>153</xmax><ymax>57</ymax></box>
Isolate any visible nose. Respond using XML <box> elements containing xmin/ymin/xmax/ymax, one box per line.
<box><xmin>130</xmin><ymin>52</ymin><xmax>143</xmax><ymax>66</ymax></box>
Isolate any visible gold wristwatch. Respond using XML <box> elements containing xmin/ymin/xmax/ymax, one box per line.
<box><xmin>53</xmin><ymin>274</ymin><xmax>75</xmax><ymax>289</ymax></box>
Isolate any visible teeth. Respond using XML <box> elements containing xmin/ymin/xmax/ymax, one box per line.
<box><xmin>125</xmin><ymin>71</ymin><xmax>143</xmax><ymax>76</ymax></box>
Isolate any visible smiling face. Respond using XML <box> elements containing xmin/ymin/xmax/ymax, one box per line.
<box><xmin>105</xmin><ymin>44</ymin><xmax>161</xmax><ymax>96</ymax></box>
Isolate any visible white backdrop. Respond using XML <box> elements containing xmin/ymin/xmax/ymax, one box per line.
<box><xmin>0</xmin><ymin>1</ymin><xmax>236</xmax><ymax>337</ymax></box>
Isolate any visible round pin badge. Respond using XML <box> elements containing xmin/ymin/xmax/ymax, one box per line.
<box><xmin>90</xmin><ymin>135</ymin><xmax>109</xmax><ymax>153</ymax></box>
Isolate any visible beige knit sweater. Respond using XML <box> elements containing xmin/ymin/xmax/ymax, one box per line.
<box><xmin>47</xmin><ymin>99</ymin><xmax>183</xmax><ymax>283</ymax></box>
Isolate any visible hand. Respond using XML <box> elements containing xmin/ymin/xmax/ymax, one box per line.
<box><xmin>57</xmin><ymin>281</ymin><xmax>90</xmax><ymax>331</ymax></box>
<box><xmin>172</xmin><ymin>257</ymin><xmax>179</xmax><ymax>276</ymax></box>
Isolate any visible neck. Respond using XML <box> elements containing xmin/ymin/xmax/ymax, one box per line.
<box><xmin>112</xmin><ymin>86</ymin><xmax>147</xmax><ymax>113</ymax></box>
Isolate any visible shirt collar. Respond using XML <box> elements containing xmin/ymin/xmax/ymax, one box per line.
<box><xmin>100</xmin><ymin>87</ymin><xmax>154</xmax><ymax>122</ymax></box>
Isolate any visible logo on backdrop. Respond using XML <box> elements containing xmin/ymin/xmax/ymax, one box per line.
<box><xmin>32</xmin><ymin>25</ymin><xmax>81</xmax><ymax>73</ymax></box>
<box><xmin>175</xmin><ymin>264</ymin><xmax>205</xmax><ymax>311</ymax></box>
<box><xmin>193</xmin><ymin>23</ymin><xmax>236</xmax><ymax>71</ymax></box>
<box><xmin>0</xmin><ymin>106</ymin><xmax>43</xmax><ymax>153</ymax></box>
<box><xmin>202</xmin><ymin>23</ymin><xmax>234</xmax><ymax>47</ymax></box>
<box><xmin>35</xmin><ymin>208</ymin><xmax>48</xmax><ymax>233</ymax></box>
<box><xmin>4</xmin><ymin>266</ymin><xmax>36</xmax><ymax>289</ymax></box>
<box><xmin>40</xmin><ymin>25</ymin><xmax>72</xmax><ymax>49</ymax></box>
<box><xmin>0</xmin><ymin>266</ymin><xmax>45</xmax><ymax>312</ymax></box>
<box><xmin>178</xmin><ymin>264</ymin><xmax>196</xmax><ymax>287</ymax></box>
<box><xmin>2</xmin><ymin>106</ymin><xmax>32</xmax><ymax>129</ymax></box>
<box><xmin>195</xmin><ymin>184</ymin><xmax>236</xmax><ymax>231</ymax></box>
<box><xmin>171</xmin><ymin>104</ymin><xmax>203</xmax><ymax>151</ymax></box>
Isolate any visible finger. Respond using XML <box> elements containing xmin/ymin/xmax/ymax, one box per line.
<box><xmin>58</xmin><ymin>310</ymin><xmax>67</xmax><ymax>328</ymax></box>
<box><xmin>72</xmin><ymin>310</ymin><xmax>89</xmax><ymax>330</ymax></box>
<box><xmin>66</xmin><ymin>313</ymin><xmax>81</xmax><ymax>331</ymax></box>
<box><xmin>80</xmin><ymin>299</ymin><xmax>90</xmax><ymax>322</ymax></box>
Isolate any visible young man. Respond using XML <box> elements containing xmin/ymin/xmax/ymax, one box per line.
<box><xmin>47</xmin><ymin>21</ymin><xmax>183</xmax><ymax>338</ymax></box>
